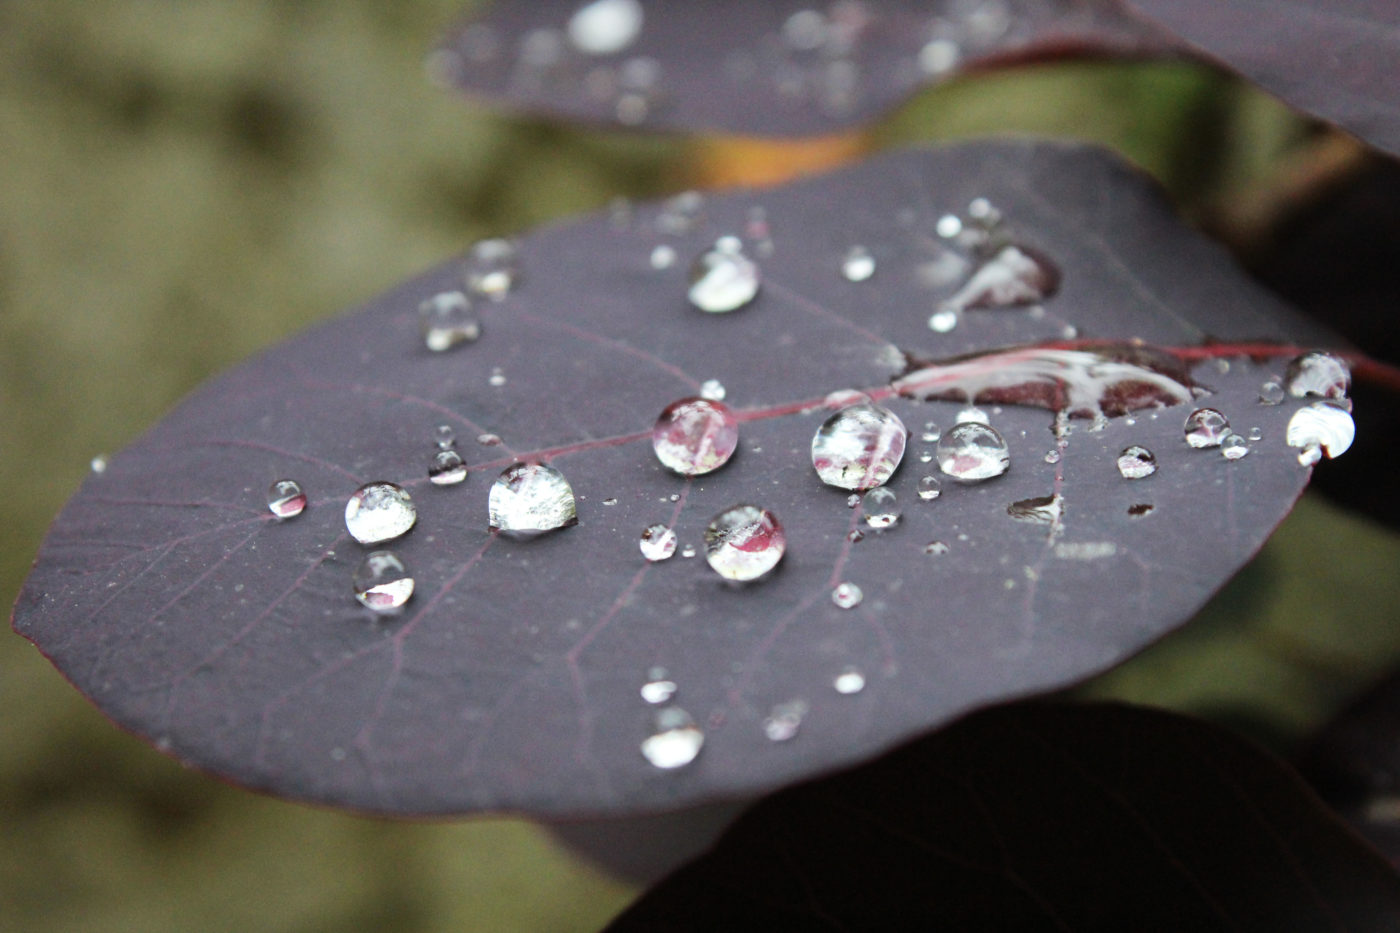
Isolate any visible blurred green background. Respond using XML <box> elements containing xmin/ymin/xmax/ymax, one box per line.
<box><xmin>3</xmin><ymin>2</ymin><xmax>1398</xmax><ymax>931</ymax></box>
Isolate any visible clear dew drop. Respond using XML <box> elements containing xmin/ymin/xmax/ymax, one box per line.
<box><xmin>917</xmin><ymin>475</ymin><xmax>942</xmax><ymax>501</ymax></box>
<box><xmin>352</xmin><ymin>551</ymin><xmax>414</xmax><ymax>612</ymax></box>
<box><xmin>840</xmin><ymin>245</ymin><xmax>876</xmax><ymax>282</ymax></box>
<box><xmin>487</xmin><ymin>463</ymin><xmax>577</xmax><ymax>535</ymax></box>
<box><xmin>1284</xmin><ymin>352</ymin><xmax>1350</xmax><ymax>401</ymax></box>
<box><xmin>833</xmin><ymin>667</ymin><xmax>866</xmax><ymax>695</ymax></box>
<box><xmin>464</xmin><ymin>238</ymin><xmax>518</xmax><ymax>300</ymax></box>
<box><xmin>640</xmin><ymin>675</ymin><xmax>677</xmax><ymax>705</ymax></box>
<box><xmin>680</xmin><ymin>544</ymin><xmax>696</xmax><ymax>559</ymax></box>
<box><xmin>1287</xmin><ymin>401</ymin><xmax>1355</xmax><ymax>465</ymax></box>
<box><xmin>703</xmin><ymin>505</ymin><xmax>785</xmax><ymax>582</ymax></box>
<box><xmin>649</xmin><ymin>243</ymin><xmax>677</xmax><ymax>269</ymax></box>
<box><xmin>846</xmin><ymin>493</ymin><xmax>861</xmax><ymax>508</ymax></box>
<box><xmin>489</xmin><ymin>367</ymin><xmax>507</xmax><ymax>387</ymax></box>
<box><xmin>428</xmin><ymin>448</ymin><xmax>468</xmax><ymax>486</ymax></box>
<box><xmin>641</xmin><ymin>707</ymin><xmax>704</xmax><ymax>769</ymax></box>
<box><xmin>345</xmin><ymin>482</ymin><xmax>416</xmax><ymax>545</ymax></box>
<box><xmin>1183</xmin><ymin>408</ymin><xmax>1230</xmax><ymax>448</ymax></box>
<box><xmin>923</xmin><ymin>540</ymin><xmax>950</xmax><ymax>556</ymax></box>
<box><xmin>811</xmin><ymin>403</ymin><xmax>908</xmax><ymax>491</ymax></box>
<box><xmin>935</xmin><ymin>213</ymin><xmax>963</xmax><ymax>238</ymax></box>
<box><xmin>846</xmin><ymin>529</ymin><xmax>864</xmax><ymax>543</ymax></box>
<box><xmin>762</xmin><ymin>700</ymin><xmax>808</xmax><ymax>742</ymax></box>
<box><xmin>941</xmin><ymin>245</ymin><xmax>1059</xmax><ymax>313</ymax></box>
<box><xmin>1044</xmin><ymin>449</ymin><xmax>1061</xmax><ymax>465</ymax></box>
<box><xmin>1258</xmin><ymin>380</ymin><xmax>1286</xmax><ymax>405</ymax></box>
<box><xmin>639</xmin><ymin>523</ymin><xmax>678</xmax><ymax>562</ymax></box>
<box><xmin>831</xmin><ymin>581</ymin><xmax>863</xmax><ymax>609</ymax></box>
<box><xmin>90</xmin><ymin>454</ymin><xmax>108</xmax><ymax>474</ymax></box>
<box><xmin>267</xmin><ymin>479</ymin><xmax>307</xmax><ymax>519</ymax></box>
<box><xmin>921</xmin><ymin>423</ymin><xmax>941</xmax><ymax>443</ymax></box>
<box><xmin>936</xmin><ymin>422</ymin><xmax>1010</xmax><ymax>482</ymax></box>
<box><xmin>1221</xmin><ymin>434</ymin><xmax>1249</xmax><ymax>461</ymax></box>
<box><xmin>651</xmin><ymin>397</ymin><xmax>739</xmax><ymax>476</ymax></box>
<box><xmin>476</xmin><ymin>432</ymin><xmax>503</xmax><ymax>447</ymax></box>
<box><xmin>699</xmin><ymin>378</ymin><xmax>726</xmax><ymax>401</ymax></box>
<box><xmin>419</xmin><ymin>291</ymin><xmax>480</xmax><ymax>352</ymax></box>
<box><xmin>1248</xmin><ymin>426</ymin><xmax>1264</xmax><ymax>442</ymax></box>
<box><xmin>1116</xmin><ymin>445</ymin><xmax>1157</xmax><ymax>479</ymax></box>
<box><xmin>435</xmin><ymin>424</ymin><xmax>456</xmax><ymax>448</ymax></box>
<box><xmin>928</xmin><ymin>308</ymin><xmax>959</xmax><ymax>333</ymax></box>
<box><xmin>567</xmin><ymin>0</ymin><xmax>644</xmax><ymax>55</ymax></box>
<box><xmin>602</xmin><ymin>497</ymin><xmax>618</xmax><ymax>506</ymax></box>
<box><xmin>918</xmin><ymin>37</ymin><xmax>960</xmax><ymax>75</ymax></box>
<box><xmin>861</xmin><ymin>487</ymin><xmax>901</xmax><ymax>528</ymax></box>
<box><xmin>687</xmin><ymin>240</ymin><xmax>761</xmax><ymax>313</ymax></box>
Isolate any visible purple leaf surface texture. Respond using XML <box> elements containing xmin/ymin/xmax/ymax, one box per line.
<box><xmin>607</xmin><ymin>703</ymin><xmax>1400</xmax><ymax>932</ymax></box>
<box><xmin>13</xmin><ymin>140</ymin><xmax>1341</xmax><ymax>816</ymax></box>
<box><xmin>1124</xmin><ymin>0</ymin><xmax>1400</xmax><ymax>158</ymax></box>
<box><xmin>437</xmin><ymin>0</ymin><xmax>1171</xmax><ymax>137</ymax></box>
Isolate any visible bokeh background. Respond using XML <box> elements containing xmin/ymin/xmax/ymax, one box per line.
<box><xmin>4</xmin><ymin>2</ymin><xmax>1399</xmax><ymax>931</ymax></box>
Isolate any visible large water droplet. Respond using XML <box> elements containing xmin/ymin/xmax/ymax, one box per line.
<box><xmin>345</xmin><ymin>482</ymin><xmax>416</xmax><ymax>545</ymax></box>
<box><xmin>429</xmin><ymin>448</ymin><xmax>468</xmax><ymax>486</ymax></box>
<box><xmin>464</xmin><ymin>238</ymin><xmax>518</xmax><ymax>300</ymax></box>
<box><xmin>1116</xmin><ymin>445</ymin><xmax>1157</xmax><ymax>479</ymax></box>
<box><xmin>488</xmin><ymin>463</ymin><xmax>577</xmax><ymax>535</ymax></box>
<box><xmin>1183</xmin><ymin>408</ymin><xmax>1230</xmax><ymax>448</ymax></box>
<box><xmin>1221</xmin><ymin>434</ymin><xmax>1249</xmax><ymax>461</ymax></box>
<box><xmin>831</xmin><ymin>581</ymin><xmax>863</xmax><ymax>609</ymax></box>
<box><xmin>703</xmin><ymin>505</ymin><xmax>785</xmax><ymax>582</ymax></box>
<box><xmin>1287</xmin><ymin>401</ymin><xmax>1355</xmax><ymax>465</ymax></box>
<box><xmin>917</xmin><ymin>475</ymin><xmax>942</xmax><ymax>501</ymax></box>
<box><xmin>639</xmin><ymin>523</ymin><xmax>678</xmax><ymax>562</ymax></box>
<box><xmin>941</xmin><ymin>245</ymin><xmax>1059</xmax><ymax>313</ymax></box>
<box><xmin>936</xmin><ymin>422</ymin><xmax>1010</xmax><ymax>482</ymax></box>
<box><xmin>762</xmin><ymin>700</ymin><xmax>808</xmax><ymax>742</ymax></box>
<box><xmin>419</xmin><ymin>291</ymin><xmax>480</xmax><ymax>352</ymax></box>
<box><xmin>651</xmin><ymin>397</ymin><xmax>739</xmax><ymax>476</ymax></box>
<box><xmin>833</xmin><ymin>666</ymin><xmax>866</xmax><ymax>695</ymax></box>
<box><xmin>840</xmin><ymin>245</ymin><xmax>876</xmax><ymax>282</ymax></box>
<box><xmin>641</xmin><ymin>708</ymin><xmax>703</xmax><ymax>769</ymax></box>
<box><xmin>1284</xmin><ymin>352</ymin><xmax>1350</xmax><ymax>401</ymax></box>
<box><xmin>861</xmin><ymin>487</ymin><xmax>900</xmax><ymax>528</ymax></box>
<box><xmin>567</xmin><ymin>0</ymin><xmax>644</xmax><ymax>55</ymax></box>
<box><xmin>687</xmin><ymin>241</ymin><xmax>760</xmax><ymax>313</ymax></box>
<box><xmin>811</xmin><ymin>403</ymin><xmax>908</xmax><ymax>490</ymax></box>
<box><xmin>267</xmin><ymin>479</ymin><xmax>307</xmax><ymax>519</ymax></box>
<box><xmin>352</xmin><ymin>551</ymin><xmax>414</xmax><ymax>611</ymax></box>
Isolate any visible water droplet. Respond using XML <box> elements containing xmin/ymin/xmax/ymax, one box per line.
<box><xmin>488</xmin><ymin>463</ymin><xmax>577</xmax><ymax>535</ymax></box>
<box><xmin>435</xmin><ymin>424</ymin><xmax>456</xmax><ymax>448</ymax></box>
<box><xmin>703</xmin><ymin>505</ymin><xmax>785</xmax><ymax>582</ymax></box>
<box><xmin>1044</xmin><ymin>449</ymin><xmax>1061</xmax><ymax>465</ymax></box>
<box><xmin>488</xmin><ymin>367</ymin><xmax>507</xmax><ymax>388</ymax></box>
<box><xmin>846</xmin><ymin>529</ymin><xmax>864</xmax><ymax>543</ymax></box>
<box><xmin>917</xmin><ymin>475</ymin><xmax>942</xmax><ymax>501</ymax></box>
<box><xmin>687</xmin><ymin>241</ymin><xmax>760</xmax><ymax>313</ymax></box>
<box><xmin>861</xmin><ymin>487</ymin><xmax>901</xmax><ymax>528</ymax></box>
<box><xmin>345</xmin><ymin>482</ymin><xmax>416</xmax><ymax>545</ymax></box>
<box><xmin>1287</xmin><ymin>401</ymin><xmax>1354</xmax><ymax>465</ymax></box>
<box><xmin>567</xmin><ymin>0</ymin><xmax>644</xmax><ymax>55</ymax></box>
<box><xmin>680</xmin><ymin>544</ymin><xmax>696</xmax><ymax>559</ymax></box>
<box><xmin>845</xmin><ymin>493</ymin><xmax>861</xmax><ymax>508</ymax></box>
<box><xmin>918</xmin><ymin>37</ymin><xmax>960</xmax><ymax>74</ymax></box>
<box><xmin>1221</xmin><ymin>434</ymin><xmax>1249</xmax><ymax>461</ymax></box>
<box><xmin>782</xmin><ymin>9</ymin><xmax>828</xmax><ymax>50</ymax></box>
<box><xmin>464</xmin><ymin>238</ymin><xmax>518</xmax><ymax>300</ymax></box>
<box><xmin>762</xmin><ymin>700</ymin><xmax>808</xmax><ymax>742</ymax></box>
<box><xmin>89</xmin><ymin>454</ymin><xmax>108</xmax><ymax>474</ymax></box>
<box><xmin>1258</xmin><ymin>380</ymin><xmax>1286</xmax><ymax>406</ymax></box>
<box><xmin>1248</xmin><ymin>426</ymin><xmax>1264</xmax><ymax>442</ymax></box>
<box><xmin>968</xmin><ymin>197</ymin><xmax>996</xmax><ymax>221</ymax></box>
<box><xmin>1116</xmin><ymin>445</ymin><xmax>1157</xmax><ymax>479</ymax></box>
<box><xmin>428</xmin><ymin>448</ymin><xmax>468</xmax><ymax>486</ymax></box>
<box><xmin>1128</xmin><ymin>503</ymin><xmax>1154</xmax><ymax>517</ymax></box>
<box><xmin>352</xmin><ymin>551</ymin><xmax>414</xmax><ymax>611</ymax></box>
<box><xmin>652</xmin><ymin>397</ymin><xmax>739</xmax><ymax>476</ymax></box>
<box><xmin>476</xmin><ymin>433</ymin><xmax>502</xmax><ymax>447</ymax></box>
<box><xmin>928</xmin><ymin>308</ymin><xmax>959</xmax><ymax>333</ymax></box>
<box><xmin>1183</xmin><ymin>408</ymin><xmax>1230</xmax><ymax>448</ymax></box>
<box><xmin>699</xmin><ymin>378</ymin><xmax>726</xmax><ymax>401</ymax></box>
<box><xmin>923</xmin><ymin>540</ymin><xmax>950</xmax><ymax>555</ymax></box>
<box><xmin>419</xmin><ymin>291</ymin><xmax>480</xmax><ymax>352</ymax></box>
<box><xmin>831</xmin><ymin>581</ymin><xmax>863</xmax><ymax>609</ymax></box>
<box><xmin>811</xmin><ymin>403</ymin><xmax>908</xmax><ymax>490</ymax></box>
<box><xmin>833</xmin><ymin>667</ymin><xmax>866</xmax><ymax>695</ymax></box>
<box><xmin>1007</xmin><ymin>494</ymin><xmax>1062</xmax><ymax>525</ymax></box>
<box><xmin>640</xmin><ymin>675</ymin><xmax>677</xmax><ymax>705</ymax></box>
<box><xmin>936</xmin><ymin>422</ymin><xmax>1010</xmax><ymax>482</ymax></box>
<box><xmin>935</xmin><ymin>213</ymin><xmax>963</xmax><ymax>238</ymax></box>
<box><xmin>641</xmin><ymin>707</ymin><xmax>703</xmax><ymax>769</ymax></box>
<box><xmin>1284</xmin><ymin>352</ymin><xmax>1350</xmax><ymax>401</ymax></box>
<box><xmin>261</xmin><ymin>478</ymin><xmax>306</xmax><ymax>519</ymax></box>
<box><xmin>920</xmin><ymin>423</ymin><xmax>941</xmax><ymax>443</ymax></box>
<box><xmin>649</xmin><ymin>243</ymin><xmax>677</xmax><ymax>269</ymax></box>
<box><xmin>840</xmin><ymin>245</ymin><xmax>876</xmax><ymax>282</ymax></box>
<box><xmin>639</xmin><ymin>523</ymin><xmax>677</xmax><ymax>561</ymax></box>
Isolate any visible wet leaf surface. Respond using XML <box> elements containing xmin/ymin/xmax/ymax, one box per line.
<box><xmin>437</xmin><ymin>0</ymin><xmax>1172</xmax><ymax>137</ymax></box>
<box><xmin>13</xmin><ymin>140</ymin><xmax>1342</xmax><ymax>816</ymax></box>
<box><xmin>1124</xmin><ymin>0</ymin><xmax>1400</xmax><ymax>158</ymax></box>
<box><xmin>607</xmin><ymin>702</ymin><xmax>1400</xmax><ymax>932</ymax></box>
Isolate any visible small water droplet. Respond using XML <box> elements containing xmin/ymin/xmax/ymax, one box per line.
<box><xmin>640</xmin><ymin>523</ymin><xmax>677</xmax><ymax>561</ymax></box>
<box><xmin>917</xmin><ymin>475</ymin><xmax>942</xmax><ymax>501</ymax></box>
<box><xmin>488</xmin><ymin>463</ymin><xmax>577</xmax><ymax>535</ymax></box>
<box><xmin>1128</xmin><ymin>503</ymin><xmax>1155</xmax><ymax>517</ymax></box>
<box><xmin>840</xmin><ymin>245</ymin><xmax>876</xmax><ymax>282</ymax></box>
<box><xmin>435</xmin><ymin>424</ymin><xmax>456</xmax><ymax>448</ymax></box>
<box><xmin>920</xmin><ymin>422</ymin><xmax>941</xmax><ymax>443</ymax></box>
<box><xmin>1248</xmin><ymin>426</ymin><xmax>1264</xmax><ymax>442</ymax></box>
<box><xmin>1284</xmin><ymin>352</ymin><xmax>1350</xmax><ymax>401</ymax></box>
<box><xmin>762</xmin><ymin>700</ymin><xmax>808</xmax><ymax>742</ymax></box>
<box><xmin>831</xmin><ymin>581</ymin><xmax>863</xmax><ymax>609</ymax></box>
<box><xmin>968</xmin><ymin>197</ymin><xmax>997</xmax><ymax>221</ymax></box>
<box><xmin>267</xmin><ymin>479</ymin><xmax>307</xmax><ymax>518</ymax></box>
<box><xmin>345</xmin><ymin>482</ymin><xmax>416</xmax><ymax>545</ymax></box>
<box><xmin>476</xmin><ymin>433</ymin><xmax>503</xmax><ymax>447</ymax></box>
<box><xmin>464</xmin><ymin>238</ymin><xmax>518</xmax><ymax>300</ymax></box>
<box><xmin>641</xmin><ymin>707</ymin><xmax>704</xmax><ymax>769</ymax></box>
<box><xmin>1008</xmin><ymin>494</ymin><xmax>1062</xmax><ymax>525</ymax></box>
<box><xmin>845</xmin><ymin>493</ymin><xmax>861</xmax><ymax>508</ymax></box>
<box><xmin>862</xmin><ymin>487</ymin><xmax>901</xmax><ymax>528</ymax></box>
<box><xmin>602</xmin><ymin>496</ymin><xmax>618</xmax><ymax>506</ymax></box>
<box><xmin>1044</xmin><ymin>449</ymin><xmax>1061</xmax><ymax>465</ymax></box>
<box><xmin>353</xmin><ymin>551</ymin><xmax>414</xmax><ymax>611</ymax></box>
<box><xmin>833</xmin><ymin>666</ymin><xmax>866</xmax><ymax>695</ymax></box>
<box><xmin>489</xmin><ymin>367</ymin><xmax>507</xmax><ymax>387</ymax></box>
<box><xmin>680</xmin><ymin>544</ymin><xmax>696</xmax><ymax>559</ymax></box>
<box><xmin>428</xmin><ymin>448</ymin><xmax>468</xmax><ymax>486</ymax></box>
<box><xmin>89</xmin><ymin>454</ymin><xmax>108</xmax><ymax>474</ymax></box>
<box><xmin>649</xmin><ymin>243</ymin><xmax>677</xmax><ymax>269</ymax></box>
<box><xmin>419</xmin><ymin>291</ymin><xmax>480</xmax><ymax>352</ymax></box>
<box><xmin>811</xmin><ymin>403</ymin><xmax>908</xmax><ymax>490</ymax></box>
<box><xmin>918</xmin><ymin>37</ymin><xmax>961</xmax><ymax>74</ymax></box>
<box><xmin>652</xmin><ymin>397</ymin><xmax>739</xmax><ymax>476</ymax></box>
<box><xmin>936</xmin><ymin>422</ymin><xmax>1010</xmax><ymax>481</ymax></box>
<box><xmin>846</xmin><ymin>529</ymin><xmax>864</xmax><ymax>543</ymax></box>
<box><xmin>1116</xmin><ymin>445</ymin><xmax>1157</xmax><ymax>479</ymax></box>
<box><xmin>935</xmin><ymin>213</ymin><xmax>963</xmax><ymax>238</ymax></box>
<box><xmin>1221</xmin><ymin>434</ymin><xmax>1249</xmax><ymax>461</ymax></box>
<box><xmin>687</xmin><ymin>241</ymin><xmax>760</xmax><ymax>312</ymax></box>
<box><xmin>640</xmin><ymin>676</ymin><xmax>677</xmax><ymax>705</ymax></box>
<box><xmin>923</xmin><ymin>540</ymin><xmax>950</xmax><ymax>555</ymax></box>
<box><xmin>1184</xmin><ymin>408</ymin><xmax>1230</xmax><ymax>448</ymax></box>
<box><xmin>1258</xmin><ymin>380</ymin><xmax>1286</xmax><ymax>406</ymax></box>
<box><xmin>567</xmin><ymin>0</ymin><xmax>644</xmax><ymax>55</ymax></box>
<box><xmin>928</xmin><ymin>308</ymin><xmax>959</xmax><ymax>333</ymax></box>
<box><xmin>1287</xmin><ymin>401</ymin><xmax>1354</xmax><ymax>465</ymax></box>
<box><xmin>704</xmin><ymin>505</ymin><xmax>785</xmax><ymax>582</ymax></box>
<box><xmin>698</xmin><ymin>378</ymin><xmax>726</xmax><ymax>401</ymax></box>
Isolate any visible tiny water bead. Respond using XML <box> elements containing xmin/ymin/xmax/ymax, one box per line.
<box><xmin>267</xmin><ymin>479</ymin><xmax>307</xmax><ymax>519</ymax></box>
<box><xmin>703</xmin><ymin>505</ymin><xmax>786</xmax><ymax>582</ymax></box>
<box><xmin>352</xmin><ymin>551</ymin><xmax>414</xmax><ymax>612</ymax></box>
<box><xmin>476</xmin><ymin>433</ymin><xmax>503</xmax><ymax>447</ymax></box>
<box><xmin>1221</xmin><ymin>434</ymin><xmax>1249</xmax><ymax>461</ymax></box>
<box><xmin>861</xmin><ymin>487</ymin><xmax>901</xmax><ymax>528</ymax></box>
<box><xmin>917</xmin><ymin>475</ymin><xmax>942</xmax><ymax>501</ymax></box>
<box><xmin>641</xmin><ymin>708</ymin><xmax>704</xmax><ymax>769</ymax></box>
<box><xmin>419</xmin><ymin>291</ymin><xmax>480</xmax><ymax>352</ymax></box>
<box><xmin>345</xmin><ymin>482</ymin><xmax>416</xmax><ymax>545</ymax></box>
<box><xmin>763</xmin><ymin>701</ymin><xmax>808</xmax><ymax>742</ymax></box>
<box><xmin>1116</xmin><ymin>446</ymin><xmax>1157</xmax><ymax>480</ymax></box>
<box><xmin>435</xmin><ymin>424</ymin><xmax>456</xmax><ymax>448</ymax></box>
<box><xmin>640</xmin><ymin>675</ymin><xmax>677</xmax><ymax>705</ymax></box>
<box><xmin>464</xmin><ymin>238</ymin><xmax>518</xmax><ymax>300</ymax></box>
<box><xmin>920</xmin><ymin>423</ymin><xmax>941</xmax><ymax>443</ymax></box>
<box><xmin>489</xmin><ymin>367</ymin><xmax>507</xmax><ymax>387</ymax></box>
<box><xmin>567</xmin><ymin>0</ymin><xmax>644</xmax><ymax>55</ymax></box>
<box><xmin>928</xmin><ymin>308</ymin><xmax>959</xmax><ymax>333</ymax></box>
<box><xmin>687</xmin><ymin>240</ymin><xmax>761</xmax><ymax>313</ymax></box>
<box><xmin>923</xmin><ymin>540</ymin><xmax>950</xmax><ymax>556</ymax></box>
<box><xmin>1284</xmin><ymin>351</ymin><xmax>1350</xmax><ymax>401</ymax></box>
<box><xmin>488</xmin><ymin>463</ymin><xmax>577</xmax><ymax>534</ymax></box>
<box><xmin>1248</xmin><ymin>426</ymin><xmax>1264</xmax><ymax>442</ymax></box>
<box><xmin>639</xmin><ymin>523</ymin><xmax>678</xmax><ymax>562</ymax></box>
<box><xmin>1183</xmin><ymin>408</ymin><xmax>1230</xmax><ymax>449</ymax></box>
<box><xmin>810</xmin><ymin>403</ymin><xmax>908</xmax><ymax>491</ymax></box>
<box><xmin>831</xmin><ymin>582</ymin><xmax>863</xmax><ymax>609</ymax></box>
<box><xmin>649</xmin><ymin>244</ymin><xmax>676</xmax><ymax>270</ymax></box>
<box><xmin>651</xmin><ymin>397</ymin><xmax>739</xmax><ymax>476</ymax></box>
<box><xmin>840</xmin><ymin>245</ymin><xmax>876</xmax><ymax>282</ymax></box>
<box><xmin>936</xmin><ymin>422</ymin><xmax>1010</xmax><ymax>482</ymax></box>
<box><xmin>1287</xmin><ymin>401</ymin><xmax>1355</xmax><ymax>466</ymax></box>
<box><xmin>1258</xmin><ymin>380</ymin><xmax>1286</xmax><ymax>406</ymax></box>
<box><xmin>833</xmin><ymin>667</ymin><xmax>866</xmax><ymax>695</ymax></box>
<box><xmin>699</xmin><ymin>378</ymin><xmax>726</xmax><ymax>401</ymax></box>
<box><xmin>89</xmin><ymin>454</ymin><xmax>108</xmax><ymax>474</ymax></box>
<box><xmin>428</xmin><ymin>448</ymin><xmax>468</xmax><ymax>486</ymax></box>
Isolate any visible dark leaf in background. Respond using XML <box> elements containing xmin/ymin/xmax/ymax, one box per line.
<box><xmin>1124</xmin><ymin>0</ymin><xmax>1400</xmax><ymax>158</ymax></box>
<box><xmin>607</xmin><ymin>702</ymin><xmax>1400</xmax><ymax>932</ymax></box>
<box><xmin>12</xmin><ymin>141</ymin><xmax>1340</xmax><ymax>816</ymax></box>
<box><xmin>437</xmin><ymin>0</ymin><xmax>1172</xmax><ymax>137</ymax></box>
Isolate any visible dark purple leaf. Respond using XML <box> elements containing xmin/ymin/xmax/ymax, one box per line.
<box><xmin>436</xmin><ymin>0</ymin><xmax>1172</xmax><ymax>137</ymax></box>
<box><xmin>12</xmin><ymin>140</ymin><xmax>1341</xmax><ymax>816</ymax></box>
<box><xmin>1124</xmin><ymin>0</ymin><xmax>1400</xmax><ymax>158</ymax></box>
<box><xmin>607</xmin><ymin>702</ymin><xmax>1400</xmax><ymax>932</ymax></box>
